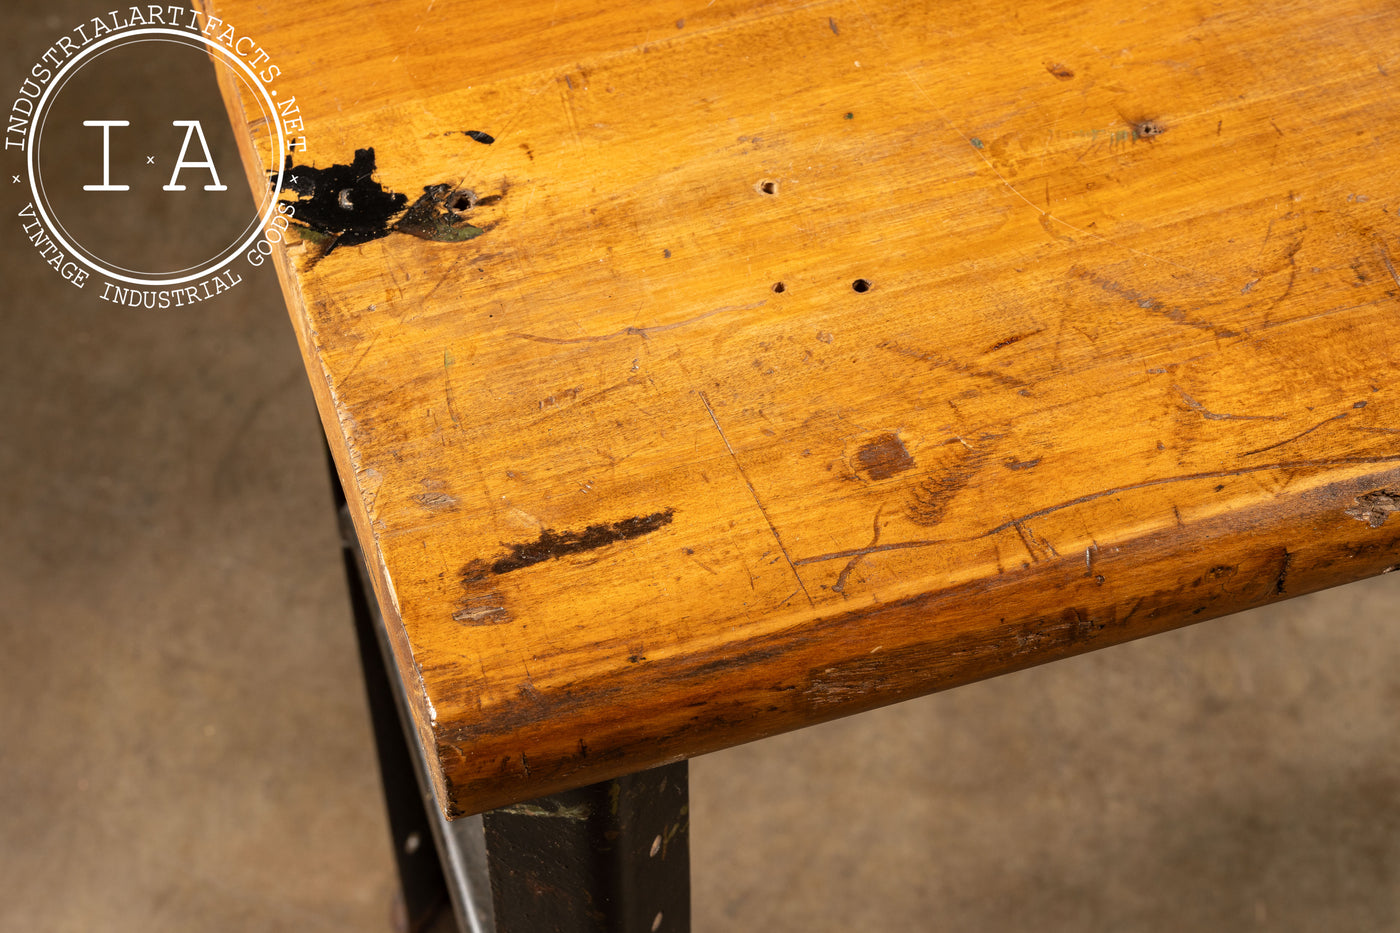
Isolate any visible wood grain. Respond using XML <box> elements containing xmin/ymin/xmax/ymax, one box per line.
<box><xmin>205</xmin><ymin>0</ymin><xmax>1400</xmax><ymax>816</ymax></box>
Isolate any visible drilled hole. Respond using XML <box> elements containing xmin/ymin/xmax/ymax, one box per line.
<box><xmin>772</xmin><ymin>281</ymin><xmax>786</xmax><ymax>293</ymax></box>
<box><xmin>852</xmin><ymin>278</ymin><xmax>871</xmax><ymax>293</ymax></box>
<box><xmin>447</xmin><ymin>189</ymin><xmax>478</xmax><ymax>212</ymax></box>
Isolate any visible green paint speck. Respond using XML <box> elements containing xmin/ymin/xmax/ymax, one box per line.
<box><xmin>844</xmin><ymin>112</ymin><xmax>854</xmax><ymax>120</ymax></box>
<box><xmin>971</xmin><ymin>138</ymin><xmax>984</xmax><ymax>149</ymax></box>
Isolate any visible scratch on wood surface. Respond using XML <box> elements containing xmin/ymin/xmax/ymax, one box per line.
<box><xmin>878</xmin><ymin>338</ymin><xmax>1027</xmax><ymax>389</ymax></box>
<box><xmin>837</xmin><ymin>0</ymin><xmax>1209</xmax><ymax>278</ymax></box>
<box><xmin>1241</xmin><ymin>412</ymin><xmax>1347</xmax><ymax>456</ymax></box>
<box><xmin>557</xmin><ymin>77</ymin><xmax>583</xmax><ymax>147</ymax></box>
<box><xmin>1071</xmin><ymin>266</ymin><xmax>1239</xmax><ymax>339</ymax></box>
<box><xmin>833</xmin><ymin>506</ymin><xmax>883</xmax><ymax>595</ymax></box>
<box><xmin>1012</xmin><ymin>519</ymin><xmax>1058</xmax><ymax>561</ymax></box>
<box><xmin>1173</xmin><ymin>385</ymin><xmax>1283</xmax><ymax>422</ymax></box>
<box><xmin>443</xmin><ymin>349</ymin><xmax>461</xmax><ymax>424</ymax></box>
<box><xmin>698</xmin><ymin>391</ymin><xmax>813</xmax><ymax>607</ymax></box>
<box><xmin>509</xmin><ymin>301</ymin><xmax>765</xmax><ymax>345</ymax></box>
<box><xmin>793</xmin><ymin>454</ymin><xmax>1400</xmax><ymax>566</ymax></box>
<box><xmin>1377</xmin><ymin>239</ymin><xmax>1400</xmax><ymax>293</ymax></box>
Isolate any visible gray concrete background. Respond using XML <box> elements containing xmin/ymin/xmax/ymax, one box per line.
<box><xmin>3</xmin><ymin>3</ymin><xmax>1398</xmax><ymax>931</ymax></box>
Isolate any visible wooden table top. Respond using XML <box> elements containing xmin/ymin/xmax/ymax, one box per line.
<box><xmin>210</xmin><ymin>0</ymin><xmax>1400</xmax><ymax>816</ymax></box>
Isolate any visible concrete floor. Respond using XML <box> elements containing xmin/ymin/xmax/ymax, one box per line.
<box><xmin>4</xmin><ymin>4</ymin><xmax>1399</xmax><ymax>931</ymax></box>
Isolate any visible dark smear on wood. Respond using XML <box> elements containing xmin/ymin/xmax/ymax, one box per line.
<box><xmin>273</xmin><ymin>148</ymin><xmax>407</xmax><ymax>250</ymax></box>
<box><xmin>463</xmin><ymin>130</ymin><xmax>495</xmax><ymax>144</ymax></box>
<box><xmin>907</xmin><ymin>444</ymin><xmax>987</xmax><ymax>527</ymax></box>
<box><xmin>1045</xmin><ymin>62</ymin><xmax>1075</xmax><ymax>80</ymax></box>
<box><xmin>1003</xmin><ymin>456</ymin><xmax>1041</xmax><ymax>471</ymax></box>
<box><xmin>854</xmin><ymin>434</ymin><xmax>915</xmax><ymax>481</ymax></box>
<box><xmin>829</xmin><ymin>16</ymin><xmax>839</xmax><ymax>33</ymax></box>
<box><xmin>1274</xmin><ymin>548</ymin><xmax>1293</xmax><ymax>594</ymax></box>
<box><xmin>482</xmin><ymin>510</ymin><xmax>676</xmax><ymax>576</ymax></box>
<box><xmin>455</xmin><ymin>559</ymin><xmax>511</xmax><ymax>625</ymax></box>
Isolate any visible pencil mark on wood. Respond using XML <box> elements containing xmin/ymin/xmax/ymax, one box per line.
<box><xmin>509</xmin><ymin>301</ymin><xmax>766</xmax><ymax>345</ymax></box>
<box><xmin>698</xmin><ymin>391</ymin><xmax>813</xmax><ymax>606</ymax></box>
<box><xmin>1345</xmin><ymin>489</ymin><xmax>1400</xmax><ymax>527</ymax></box>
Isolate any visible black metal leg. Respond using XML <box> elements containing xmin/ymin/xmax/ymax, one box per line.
<box><xmin>483</xmin><ymin>762</ymin><xmax>691</xmax><ymax>933</ymax></box>
<box><xmin>330</xmin><ymin>450</ymin><xmax>690</xmax><ymax>933</ymax></box>
<box><xmin>331</xmin><ymin>460</ymin><xmax>452</xmax><ymax>932</ymax></box>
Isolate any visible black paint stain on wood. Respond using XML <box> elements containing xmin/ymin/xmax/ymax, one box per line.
<box><xmin>275</xmin><ymin>148</ymin><xmax>407</xmax><ymax>250</ymax></box>
<box><xmin>463</xmin><ymin>130</ymin><xmax>495</xmax><ymax>144</ymax></box>
<box><xmin>480</xmin><ymin>509</ymin><xmax>676</xmax><ymax>576</ymax></box>
<box><xmin>853</xmin><ymin>434</ymin><xmax>915</xmax><ymax>481</ymax></box>
<box><xmin>273</xmin><ymin>148</ymin><xmax>497</xmax><ymax>253</ymax></box>
<box><xmin>395</xmin><ymin>184</ymin><xmax>487</xmax><ymax>242</ymax></box>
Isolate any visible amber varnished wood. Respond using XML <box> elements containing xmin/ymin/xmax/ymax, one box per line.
<box><xmin>207</xmin><ymin>0</ymin><xmax>1400</xmax><ymax>816</ymax></box>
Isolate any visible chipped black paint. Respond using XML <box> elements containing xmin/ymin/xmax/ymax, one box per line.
<box><xmin>486</xmin><ymin>510</ymin><xmax>676</xmax><ymax>576</ymax></box>
<box><xmin>274</xmin><ymin>148</ymin><xmax>407</xmax><ymax>250</ymax></box>
<box><xmin>272</xmin><ymin>147</ymin><xmax>498</xmax><ymax>254</ymax></box>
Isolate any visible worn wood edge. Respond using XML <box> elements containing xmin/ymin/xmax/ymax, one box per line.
<box><xmin>430</xmin><ymin>463</ymin><xmax>1400</xmax><ymax>816</ymax></box>
<box><xmin>198</xmin><ymin>8</ymin><xmax>451</xmax><ymax>807</ymax></box>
